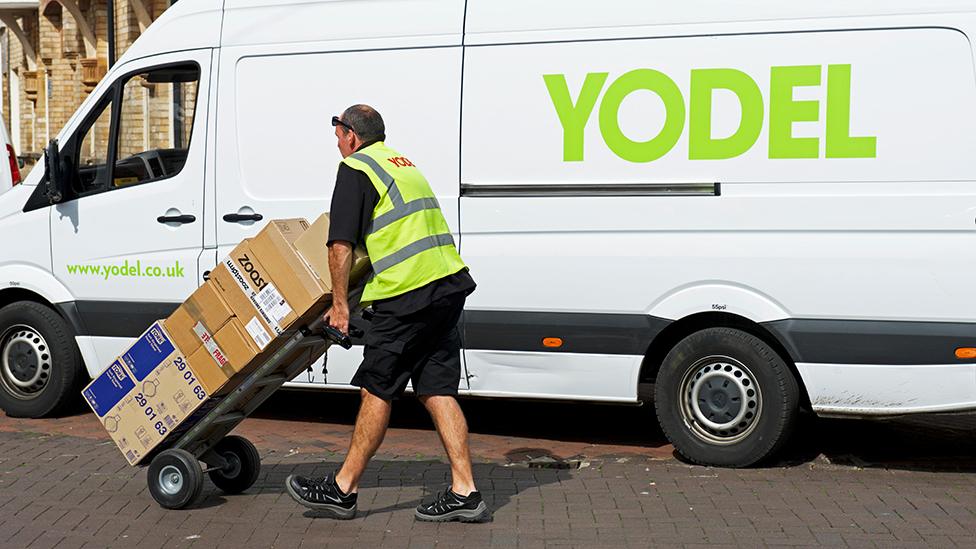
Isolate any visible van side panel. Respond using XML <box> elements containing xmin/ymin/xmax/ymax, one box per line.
<box><xmin>464</xmin><ymin>28</ymin><xmax>974</xmax><ymax>186</ymax></box>
<box><xmin>465</xmin><ymin>0</ymin><xmax>976</xmax><ymax>44</ymax></box>
<box><xmin>215</xmin><ymin>36</ymin><xmax>464</xmax><ymax>389</ymax></box>
<box><xmin>459</xmin><ymin>27</ymin><xmax>976</xmax><ymax>408</ymax></box>
<box><xmin>0</xmin><ymin>186</ymin><xmax>101</xmax><ymax>372</ymax></box>
<box><xmin>798</xmin><ymin>363</ymin><xmax>976</xmax><ymax>416</ymax></box>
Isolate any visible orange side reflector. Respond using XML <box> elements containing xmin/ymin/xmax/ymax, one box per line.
<box><xmin>543</xmin><ymin>337</ymin><xmax>563</xmax><ymax>348</ymax></box>
<box><xmin>956</xmin><ymin>348</ymin><xmax>976</xmax><ymax>359</ymax></box>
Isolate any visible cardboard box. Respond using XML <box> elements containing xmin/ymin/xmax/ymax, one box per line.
<box><xmin>263</xmin><ymin>218</ymin><xmax>309</xmax><ymax>245</ymax></box>
<box><xmin>212</xmin><ymin>220</ymin><xmax>334</xmax><ymax>341</ymax></box>
<box><xmin>83</xmin><ymin>359</ymin><xmax>135</xmax><ymax>419</ymax></box>
<box><xmin>105</xmin><ymin>353</ymin><xmax>209</xmax><ymax>465</ymax></box>
<box><xmin>120</xmin><ymin>322</ymin><xmax>177</xmax><ymax>382</ymax></box>
<box><xmin>294</xmin><ymin>213</ymin><xmax>372</xmax><ymax>289</ymax></box>
<box><xmin>211</xmin><ymin>240</ymin><xmax>286</xmax><ymax>340</ymax></box>
<box><xmin>164</xmin><ymin>306</ymin><xmax>197</xmax><ymax>356</ymax></box>
<box><xmin>164</xmin><ymin>282</ymin><xmax>234</xmax><ymax>355</ymax></box>
<box><xmin>213</xmin><ymin>318</ymin><xmax>264</xmax><ymax>367</ymax></box>
<box><xmin>248</xmin><ymin>218</ymin><xmax>330</xmax><ymax>318</ymax></box>
<box><xmin>82</xmin><ymin>323</ymin><xmax>211</xmax><ymax>465</ymax></box>
<box><xmin>187</xmin><ymin>317</ymin><xmax>264</xmax><ymax>395</ymax></box>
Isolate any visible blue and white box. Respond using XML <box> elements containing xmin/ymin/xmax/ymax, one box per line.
<box><xmin>122</xmin><ymin>321</ymin><xmax>176</xmax><ymax>381</ymax></box>
<box><xmin>82</xmin><ymin>360</ymin><xmax>135</xmax><ymax>418</ymax></box>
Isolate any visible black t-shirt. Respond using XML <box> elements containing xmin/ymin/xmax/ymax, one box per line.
<box><xmin>327</xmin><ymin>150</ymin><xmax>476</xmax><ymax>316</ymax></box>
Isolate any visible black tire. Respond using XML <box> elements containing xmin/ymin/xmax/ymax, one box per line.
<box><xmin>147</xmin><ymin>449</ymin><xmax>204</xmax><ymax>510</ymax></box>
<box><xmin>654</xmin><ymin>327</ymin><xmax>799</xmax><ymax>467</ymax></box>
<box><xmin>0</xmin><ymin>301</ymin><xmax>84</xmax><ymax>418</ymax></box>
<box><xmin>208</xmin><ymin>435</ymin><xmax>261</xmax><ymax>494</ymax></box>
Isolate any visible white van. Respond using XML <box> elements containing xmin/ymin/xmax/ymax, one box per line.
<box><xmin>1</xmin><ymin>0</ymin><xmax>975</xmax><ymax>466</ymax></box>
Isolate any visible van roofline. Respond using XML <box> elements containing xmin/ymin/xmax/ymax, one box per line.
<box><xmin>113</xmin><ymin>0</ymin><xmax>222</xmax><ymax>67</ymax></box>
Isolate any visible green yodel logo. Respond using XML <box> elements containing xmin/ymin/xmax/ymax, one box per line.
<box><xmin>544</xmin><ymin>64</ymin><xmax>877</xmax><ymax>163</ymax></box>
<box><xmin>66</xmin><ymin>259</ymin><xmax>186</xmax><ymax>280</ymax></box>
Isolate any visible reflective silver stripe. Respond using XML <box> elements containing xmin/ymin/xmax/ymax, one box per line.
<box><xmin>349</xmin><ymin>152</ymin><xmax>404</xmax><ymax>206</ymax></box>
<box><xmin>349</xmin><ymin>151</ymin><xmax>454</xmax><ymax>276</ymax></box>
<box><xmin>371</xmin><ymin>233</ymin><xmax>456</xmax><ymax>275</ymax></box>
<box><xmin>368</xmin><ymin>197</ymin><xmax>441</xmax><ymax>235</ymax></box>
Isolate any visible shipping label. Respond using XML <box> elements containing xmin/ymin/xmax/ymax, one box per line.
<box><xmin>245</xmin><ymin>316</ymin><xmax>272</xmax><ymax>350</ymax></box>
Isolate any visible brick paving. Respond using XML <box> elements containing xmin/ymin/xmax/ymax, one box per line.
<box><xmin>3</xmin><ymin>391</ymin><xmax>976</xmax><ymax>548</ymax></box>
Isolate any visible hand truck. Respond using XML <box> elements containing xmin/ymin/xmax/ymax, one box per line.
<box><xmin>144</xmin><ymin>303</ymin><xmax>364</xmax><ymax>510</ymax></box>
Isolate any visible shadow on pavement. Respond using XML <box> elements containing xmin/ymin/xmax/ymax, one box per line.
<box><xmin>254</xmin><ymin>389</ymin><xmax>667</xmax><ymax>450</ymax></box>
<box><xmin>257</xmin><ymin>389</ymin><xmax>976</xmax><ymax>473</ymax></box>
<box><xmin>773</xmin><ymin>411</ymin><xmax>976</xmax><ymax>473</ymax></box>
<box><xmin>217</xmin><ymin>459</ymin><xmax>569</xmax><ymax>518</ymax></box>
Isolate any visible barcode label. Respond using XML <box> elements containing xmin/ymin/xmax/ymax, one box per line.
<box><xmin>245</xmin><ymin>317</ymin><xmax>272</xmax><ymax>350</ymax></box>
<box><xmin>256</xmin><ymin>282</ymin><xmax>292</xmax><ymax>327</ymax></box>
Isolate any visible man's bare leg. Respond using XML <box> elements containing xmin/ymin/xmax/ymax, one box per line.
<box><xmin>335</xmin><ymin>389</ymin><xmax>392</xmax><ymax>494</ymax></box>
<box><xmin>420</xmin><ymin>395</ymin><xmax>477</xmax><ymax>495</ymax></box>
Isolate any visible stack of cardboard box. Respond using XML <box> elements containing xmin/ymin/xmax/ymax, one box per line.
<box><xmin>82</xmin><ymin>214</ymin><xmax>368</xmax><ymax>465</ymax></box>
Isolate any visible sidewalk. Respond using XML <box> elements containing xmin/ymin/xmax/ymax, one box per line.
<box><xmin>3</xmin><ymin>392</ymin><xmax>976</xmax><ymax>548</ymax></box>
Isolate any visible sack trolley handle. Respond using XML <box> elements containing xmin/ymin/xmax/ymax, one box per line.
<box><xmin>321</xmin><ymin>325</ymin><xmax>364</xmax><ymax>350</ymax></box>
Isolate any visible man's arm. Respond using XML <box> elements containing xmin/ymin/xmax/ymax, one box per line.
<box><xmin>325</xmin><ymin>240</ymin><xmax>354</xmax><ymax>333</ymax></box>
<box><xmin>323</xmin><ymin>163</ymin><xmax>377</xmax><ymax>334</ymax></box>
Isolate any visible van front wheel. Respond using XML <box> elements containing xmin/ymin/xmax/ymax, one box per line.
<box><xmin>654</xmin><ymin>327</ymin><xmax>799</xmax><ymax>467</ymax></box>
<box><xmin>0</xmin><ymin>301</ymin><xmax>84</xmax><ymax>418</ymax></box>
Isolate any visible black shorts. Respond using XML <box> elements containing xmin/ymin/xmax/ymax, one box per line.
<box><xmin>351</xmin><ymin>292</ymin><xmax>465</xmax><ymax>400</ymax></box>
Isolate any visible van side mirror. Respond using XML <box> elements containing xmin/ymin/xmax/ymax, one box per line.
<box><xmin>44</xmin><ymin>139</ymin><xmax>64</xmax><ymax>204</ymax></box>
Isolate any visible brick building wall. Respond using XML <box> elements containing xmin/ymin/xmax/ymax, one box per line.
<box><xmin>1</xmin><ymin>0</ymin><xmax>176</xmax><ymax>176</ymax></box>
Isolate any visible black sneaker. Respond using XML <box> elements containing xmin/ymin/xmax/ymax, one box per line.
<box><xmin>285</xmin><ymin>473</ymin><xmax>357</xmax><ymax>519</ymax></box>
<box><xmin>415</xmin><ymin>488</ymin><xmax>492</xmax><ymax>523</ymax></box>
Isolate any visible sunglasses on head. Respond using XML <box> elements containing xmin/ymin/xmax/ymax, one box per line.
<box><xmin>331</xmin><ymin>115</ymin><xmax>356</xmax><ymax>133</ymax></box>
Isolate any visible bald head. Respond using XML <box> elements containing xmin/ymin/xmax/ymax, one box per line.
<box><xmin>341</xmin><ymin>104</ymin><xmax>386</xmax><ymax>143</ymax></box>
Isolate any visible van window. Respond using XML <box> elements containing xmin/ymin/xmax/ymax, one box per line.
<box><xmin>75</xmin><ymin>98</ymin><xmax>114</xmax><ymax>191</ymax></box>
<box><xmin>114</xmin><ymin>65</ymin><xmax>200</xmax><ymax>187</ymax></box>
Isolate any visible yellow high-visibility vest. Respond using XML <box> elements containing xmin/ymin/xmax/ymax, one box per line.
<box><xmin>342</xmin><ymin>142</ymin><xmax>467</xmax><ymax>303</ymax></box>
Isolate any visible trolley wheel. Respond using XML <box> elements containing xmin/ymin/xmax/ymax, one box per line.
<box><xmin>208</xmin><ymin>435</ymin><xmax>261</xmax><ymax>495</ymax></box>
<box><xmin>147</xmin><ymin>449</ymin><xmax>204</xmax><ymax>510</ymax></box>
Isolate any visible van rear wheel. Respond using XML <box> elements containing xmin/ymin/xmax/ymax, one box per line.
<box><xmin>0</xmin><ymin>301</ymin><xmax>84</xmax><ymax>418</ymax></box>
<box><xmin>654</xmin><ymin>327</ymin><xmax>799</xmax><ymax>467</ymax></box>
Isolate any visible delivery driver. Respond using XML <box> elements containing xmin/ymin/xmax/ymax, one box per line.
<box><xmin>286</xmin><ymin>105</ymin><xmax>490</xmax><ymax>523</ymax></box>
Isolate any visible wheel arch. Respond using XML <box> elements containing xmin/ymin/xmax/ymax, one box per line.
<box><xmin>0</xmin><ymin>265</ymin><xmax>84</xmax><ymax>335</ymax></box>
<box><xmin>639</xmin><ymin>311</ymin><xmax>811</xmax><ymax>411</ymax></box>
<box><xmin>0</xmin><ymin>288</ymin><xmax>85</xmax><ymax>336</ymax></box>
<box><xmin>0</xmin><ymin>287</ymin><xmax>51</xmax><ymax>310</ymax></box>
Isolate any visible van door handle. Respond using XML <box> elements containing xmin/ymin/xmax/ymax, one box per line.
<box><xmin>223</xmin><ymin>213</ymin><xmax>264</xmax><ymax>223</ymax></box>
<box><xmin>157</xmin><ymin>214</ymin><xmax>196</xmax><ymax>224</ymax></box>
